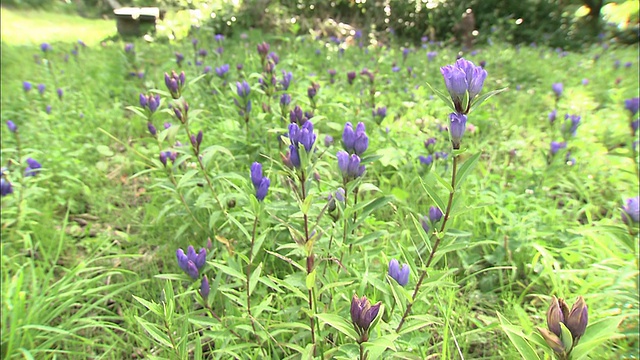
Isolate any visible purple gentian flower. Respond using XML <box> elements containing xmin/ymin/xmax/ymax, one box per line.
<box><xmin>622</xmin><ymin>196</ymin><xmax>640</xmax><ymax>224</ymax></box>
<box><xmin>388</xmin><ymin>259</ymin><xmax>410</xmax><ymax>286</ymax></box>
<box><xmin>448</xmin><ymin>112</ymin><xmax>468</xmax><ymax>149</ymax></box>
<box><xmin>625</xmin><ymin>97</ymin><xmax>639</xmax><ymax>116</ymax></box>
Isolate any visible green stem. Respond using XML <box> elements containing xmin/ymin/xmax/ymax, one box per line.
<box><xmin>246</xmin><ymin>216</ymin><xmax>259</xmax><ymax>339</ymax></box>
<box><xmin>183</xmin><ymin>125</ymin><xmax>225</xmax><ymax>214</ymax></box>
<box><xmin>395</xmin><ymin>154</ymin><xmax>460</xmax><ymax>333</ymax></box>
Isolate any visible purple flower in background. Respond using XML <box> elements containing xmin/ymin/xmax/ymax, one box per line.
<box><xmin>198</xmin><ymin>49</ymin><xmax>208</xmax><ymax>58</ymax></box>
<box><xmin>37</xmin><ymin>83</ymin><xmax>45</xmax><ymax>95</ymax></box>
<box><xmin>392</xmin><ymin>65</ymin><xmax>400</xmax><ymax>73</ymax></box>
<box><xmin>57</xmin><ymin>88</ymin><xmax>63</xmax><ymax>100</ymax></box>
<box><xmin>290</xmin><ymin>106</ymin><xmax>305</xmax><ymax>124</ymax></box>
<box><xmin>419</xmin><ymin>155</ymin><xmax>433</xmax><ymax>166</ymax></box>
<box><xmin>324</xmin><ymin>135</ymin><xmax>334</xmax><ymax>147</ymax></box>
<box><xmin>342</xmin><ymin>122</ymin><xmax>368</xmax><ymax>155</ymax></box>
<box><xmin>614</xmin><ymin>60</ymin><xmax>621</xmax><ymax>69</ymax></box>
<box><xmin>257</xmin><ymin>42</ymin><xmax>270</xmax><ymax>57</ymax></box>
<box><xmin>147</xmin><ymin>122</ymin><xmax>157</xmax><ymax>136</ymax></box>
<box><xmin>203</xmin><ymin>66</ymin><xmax>212</xmax><ymax>74</ymax></box>
<box><xmin>448</xmin><ymin>112</ymin><xmax>468</xmax><ymax>149</ymax></box>
<box><xmin>215</xmin><ymin>34</ymin><xmax>224</xmax><ymax>42</ymax></box>
<box><xmin>23</xmin><ymin>81</ymin><xmax>32</xmax><ymax>92</ymax></box>
<box><xmin>215</xmin><ymin>64</ymin><xmax>230</xmax><ymax>78</ymax></box>
<box><xmin>563</xmin><ymin>114</ymin><xmax>581</xmax><ymax>136</ymax></box>
<box><xmin>192</xmin><ymin>38</ymin><xmax>198</xmax><ymax>48</ymax></box>
<box><xmin>549</xmin><ymin>109</ymin><xmax>558</xmax><ymax>124</ymax></box>
<box><xmin>632</xmin><ymin>119</ymin><xmax>639</xmax><ymax>136</ymax></box>
<box><xmin>552</xmin><ymin>83</ymin><xmax>563</xmax><ymax>98</ymax></box>
<box><xmin>280</xmin><ymin>93</ymin><xmax>291</xmax><ymax>107</ymax></box>
<box><xmin>45</xmin><ymin>105</ymin><xmax>52</xmax><ymax>114</ymax></box>
<box><xmin>280</xmin><ymin>71</ymin><xmax>293</xmax><ymax>90</ymax></box>
<box><xmin>236</xmin><ymin>80</ymin><xmax>251</xmax><ymax>98</ymax></box>
<box><xmin>402</xmin><ymin>48</ymin><xmax>410</xmax><ymax>60</ymax></box>
<box><xmin>164</xmin><ymin>70</ymin><xmax>186</xmax><ymax>99</ymax></box>
<box><xmin>622</xmin><ymin>196</ymin><xmax>640</xmax><ymax>224</ymax></box>
<box><xmin>216</xmin><ymin>47</ymin><xmax>224</xmax><ymax>55</ymax></box>
<box><xmin>421</xmin><ymin>36</ymin><xmax>428</xmax><ymax>43</ymax></box>
<box><xmin>124</xmin><ymin>43</ymin><xmax>134</xmax><ymax>53</ymax></box>
<box><xmin>582</xmin><ymin>78</ymin><xmax>589</xmax><ymax>86</ymax></box>
<box><xmin>435</xmin><ymin>151</ymin><xmax>448</xmax><ymax>160</ymax></box>
<box><xmin>550</xmin><ymin>141</ymin><xmax>567</xmax><ymax>155</ymax></box>
<box><xmin>1</xmin><ymin>178</ymin><xmax>13</xmax><ymax>197</ymax></box>
<box><xmin>175</xmin><ymin>52</ymin><xmax>184</xmax><ymax>66</ymax></box>
<box><xmin>373</xmin><ymin>107</ymin><xmax>387</xmax><ymax>123</ymax></box>
<box><xmin>268</xmin><ymin>52</ymin><xmax>279</xmax><ymax>65</ymax></box>
<box><xmin>625</xmin><ymin>62</ymin><xmax>632</xmax><ymax>68</ymax></box>
<box><xmin>427</xmin><ymin>51</ymin><xmax>437</xmax><ymax>62</ymax></box>
<box><xmin>625</xmin><ymin>97</ymin><xmax>639</xmax><ymax>116</ymax></box>
<box><xmin>6</xmin><ymin>120</ymin><xmax>17</xmax><ymax>133</ymax></box>
<box><xmin>388</xmin><ymin>259</ymin><xmax>410</xmax><ymax>286</ymax></box>
<box><xmin>40</xmin><ymin>43</ymin><xmax>52</xmax><ymax>52</ymax></box>
<box><xmin>347</xmin><ymin>71</ymin><xmax>356</xmax><ymax>85</ymax></box>
<box><xmin>25</xmin><ymin>158</ymin><xmax>42</xmax><ymax>177</ymax></box>
<box><xmin>429</xmin><ymin>205</ymin><xmax>443</xmax><ymax>224</ymax></box>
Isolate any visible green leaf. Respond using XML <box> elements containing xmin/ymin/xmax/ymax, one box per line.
<box><xmin>316</xmin><ymin>313</ymin><xmax>358</xmax><ymax>341</ymax></box>
<box><xmin>96</xmin><ymin>145</ymin><xmax>114</xmax><ymax>157</ymax></box>
<box><xmin>365</xmin><ymin>334</ymin><xmax>399</xmax><ymax>360</ymax></box>
<box><xmin>432</xmin><ymin>169</ymin><xmax>453</xmax><ymax>193</ymax></box>
<box><xmin>455</xmin><ymin>152</ymin><xmax>481</xmax><ymax>190</ymax></box>
<box><xmin>249</xmin><ymin>262</ymin><xmax>262</xmax><ymax>296</ymax></box>
<box><xmin>559</xmin><ymin>322</ymin><xmax>573</xmax><ymax>354</ymax></box>
<box><xmin>134</xmin><ymin>316</ymin><xmax>173</xmax><ymax>348</ymax></box>
<box><xmin>420</xmin><ymin>175</ymin><xmax>446</xmax><ymax>213</ymax></box>
<box><xmin>571</xmin><ymin>317</ymin><xmax>623</xmax><ymax>360</ymax></box>
<box><xmin>305</xmin><ymin>269</ymin><xmax>316</xmax><ymax>290</ymax></box>
<box><xmin>132</xmin><ymin>295</ymin><xmax>162</xmax><ymax>317</ymax></box>
<box><xmin>425</xmin><ymin>81</ymin><xmax>455</xmax><ymax>111</ymax></box>
<box><xmin>469</xmin><ymin>87</ymin><xmax>508</xmax><ymax>113</ymax></box>
<box><xmin>497</xmin><ymin>312</ymin><xmax>541</xmax><ymax>360</ymax></box>
<box><xmin>125</xmin><ymin>105</ymin><xmax>148</xmax><ymax>120</ymax></box>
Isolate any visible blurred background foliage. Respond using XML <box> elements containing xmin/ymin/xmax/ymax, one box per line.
<box><xmin>1</xmin><ymin>0</ymin><xmax>637</xmax><ymax>48</ymax></box>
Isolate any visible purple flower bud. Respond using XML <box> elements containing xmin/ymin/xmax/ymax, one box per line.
<box><xmin>196</xmin><ymin>130</ymin><xmax>203</xmax><ymax>147</ymax></box>
<box><xmin>139</xmin><ymin>93</ymin><xmax>148</xmax><ymax>108</ymax></box>
<box><xmin>347</xmin><ymin>71</ymin><xmax>356</xmax><ymax>85</ymax></box>
<box><xmin>550</xmin><ymin>141</ymin><xmax>567</xmax><ymax>155</ymax></box>
<box><xmin>419</xmin><ymin>155</ymin><xmax>433</xmax><ymax>166</ymax></box>
<box><xmin>215</xmin><ymin>64</ymin><xmax>230</xmax><ymax>78</ymax></box>
<box><xmin>56</xmin><ymin>88</ymin><xmax>63</xmax><ymax>100</ymax></box>
<box><xmin>124</xmin><ymin>43</ymin><xmax>134</xmax><ymax>53</ymax></box>
<box><xmin>388</xmin><ymin>259</ymin><xmax>410</xmax><ymax>286</ymax></box>
<box><xmin>337</xmin><ymin>151</ymin><xmax>350</xmax><ymax>175</ymax></box>
<box><xmin>622</xmin><ymin>196</ymin><xmax>640</xmax><ymax>223</ymax></box>
<box><xmin>427</xmin><ymin>51</ymin><xmax>437</xmax><ymax>62</ymax></box>
<box><xmin>288</xmin><ymin>144</ymin><xmax>300</xmax><ymax>168</ymax></box>
<box><xmin>625</xmin><ymin>97</ymin><xmax>639</xmax><ymax>116</ymax></box>
<box><xmin>215</xmin><ymin>34</ymin><xmax>224</xmax><ymax>42</ymax></box>
<box><xmin>236</xmin><ymin>80</ymin><xmax>251</xmax><ymax>98</ymax></box>
<box><xmin>350</xmin><ymin>295</ymin><xmax>381</xmax><ymax>334</ymax></box>
<box><xmin>203</xmin><ymin>66</ymin><xmax>212</xmax><ymax>74</ymax></box>
<box><xmin>198</xmin><ymin>48</ymin><xmax>208</xmax><ymax>57</ymax></box>
<box><xmin>200</xmin><ymin>275</ymin><xmax>210</xmax><ymax>300</ymax></box>
<box><xmin>424</xmin><ymin>138</ymin><xmax>436</xmax><ymax>151</ymax></box>
<box><xmin>448</xmin><ymin>112</ymin><xmax>468</xmax><ymax>149</ymax></box>
<box><xmin>440</xmin><ymin>65</ymin><xmax>467</xmax><ymax>111</ymax></box>
<box><xmin>549</xmin><ymin>109</ymin><xmax>558</xmax><ymax>124</ymax></box>
<box><xmin>147</xmin><ymin>122</ymin><xmax>157</xmax><ymax>136</ymax></box>
<box><xmin>40</xmin><ymin>43</ymin><xmax>51</xmax><ymax>52</ymax></box>
<box><xmin>175</xmin><ymin>52</ymin><xmax>184</xmax><ymax>66</ymax></box>
<box><xmin>1</xmin><ymin>178</ymin><xmax>13</xmax><ymax>197</ymax></box>
<box><xmin>148</xmin><ymin>95</ymin><xmax>160</xmax><ymax>113</ymax></box>
<box><xmin>324</xmin><ymin>135</ymin><xmax>334</xmax><ymax>147</ymax></box>
<box><xmin>25</xmin><ymin>158</ymin><xmax>42</xmax><ymax>177</ymax></box>
<box><xmin>257</xmin><ymin>42</ymin><xmax>270</xmax><ymax>57</ymax></box>
<box><xmin>23</xmin><ymin>81</ymin><xmax>32</xmax><ymax>92</ymax></box>
<box><xmin>256</xmin><ymin>177</ymin><xmax>270</xmax><ymax>201</ymax></box>
<box><xmin>429</xmin><ymin>206</ymin><xmax>443</xmax><ymax>224</ymax></box>
<box><xmin>353</xmin><ymin>122</ymin><xmax>369</xmax><ymax>155</ymax></box>
<box><xmin>420</xmin><ymin>215</ymin><xmax>430</xmax><ymax>233</ymax></box>
<box><xmin>342</xmin><ymin>122</ymin><xmax>356</xmax><ymax>152</ymax></box>
<box><xmin>159</xmin><ymin>151</ymin><xmax>168</xmax><ymax>166</ymax></box>
<box><xmin>37</xmin><ymin>83</ymin><xmax>46</xmax><ymax>95</ymax></box>
<box><xmin>6</xmin><ymin>120</ymin><xmax>17</xmax><ymax>133</ymax></box>
<box><xmin>632</xmin><ymin>119</ymin><xmax>639</xmax><ymax>136</ymax></box>
<box><xmin>290</xmin><ymin>106</ymin><xmax>304</xmax><ymax>124</ymax></box>
<box><xmin>552</xmin><ymin>83</ymin><xmax>563</xmax><ymax>98</ymax></box>
<box><xmin>250</xmin><ymin>162</ymin><xmax>263</xmax><ymax>188</ymax></box>
<box><xmin>565</xmin><ymin>296</ymin><xmax>588</xmax><ymax>341</ymax></box>
<box><xmin>280</xmin><ymin>93</ymin><xmax>291</xmax><ymax>107</ymax></box>
<box><xmin>45</xmin><ymin>105</ymin><xmax>52</xmax><ymax>114</ymax></box>
<box><xmin>307</xmin><ymin>85</ymin><xmax>317</xmax><ymax>99</ymax></box>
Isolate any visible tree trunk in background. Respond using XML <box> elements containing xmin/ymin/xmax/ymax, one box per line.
<box><xmin>582</xmin><ymin>0</ymin><xmax>604</xmax><ymax>38</ymax></box>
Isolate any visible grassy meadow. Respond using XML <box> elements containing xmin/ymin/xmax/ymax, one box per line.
<box><xmin>1</xmin><ymin>9</ymin><xmax>639</xmax><ymax>360</ymax></box>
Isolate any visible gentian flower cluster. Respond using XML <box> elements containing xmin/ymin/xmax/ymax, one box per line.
<box><xmin>388</xmin><ymin>259</ymin><xmax>410</xmax><ymax>286</ymax></box>
<box><xmin>139</xmin><ymin>93</ymin><xmax>161</xmax><ymax>113</ymax></box>
<box><xmin>373</xmin><ymin>107</ymin><xmax>387</xmax><ymax>125</ymax></box>
<box><xmin>337</xmin><ymin>151</ymin><xmax>365</xmax><ymax>181</ymax></box>
<box><xmin>538</xmin><ymin>296</ymin><xmax>588</xmax><ymax>358</ymax></box>
<box><xmin>289</xmin><ymin>105</ymin><xmax>307</xmax><ymax>125</ymax></box>
<box><xmin>440</xmin><ymin>58</ymin><xmax>486</xmax><ymax>149</ymax></box>
<box><xmin>234</xmin><ymin>80</ymin><xmax>252</xmax><ymax>118</ymax></box>
<box><xmin>350</xmin><ymin>295</ymin><xmax>381</xmax><ymax>342</ymax></box>
<box><xmin>280</xmin><ymin>71</ymin><xmax>293</xmax><ymax>91</ymax></box>
<box><xmin>24</xmin><ymin>158</ymin><xmax>42</xmax><ymax>177</ymax></box>
<box><xmin>23</xmin><ymin>81</ymin><xmax>32</xmax><ymax>93</ymax></box>
<box><xmin>286</xmin><ymin>121</ymin><xmax>316</xmax><ymax>168</ymax></box>
<box><xmin>164</xmin><ymin>70</ymin><xmax>186</xmax><ymax>99</ymax></box>
<box><xmin>562</xmin><ymin>114</ymin><xmax>581</xmax><ymax>138</ymax></box>
<box><xmin>215</xmin><ymin>64</ymin><xmax>230</xmax><ymax>78</ymax></box>
<box><xmin>40</xmin><ymin>43</ymin><xmax>52</xmax><ymax>53</ymax></box>
<box><xmin>342</xmin><ymin>122</ymin><xmax>368</xmax><ymax>156</ymax></box>
<box><xmin>347</xmin><ymin>71</ymin><xmax>356</xmax><ymax>85</ymax></box>
<box><xmin>190</xmin><ymin>130</ymin><xmax>203</xmax><ymax>153</ymax></box>
<box><xmin>159</xmin><ymin>151</ymin><xmax>178</xmax><ymax>167</ymax></box>
<box><xmin>176</xmin><ymin>245</ymin><xmax>207</xmax><ymax>280</ymax></box>
<box><xmin>250</xmin><ymin>162</ymin><xmax>270</xmax><ymax>201</ymax></box>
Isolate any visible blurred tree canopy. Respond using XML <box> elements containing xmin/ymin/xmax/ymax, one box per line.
<box><xmin>3</xmin><ymin>0</ymin><xmax>637</xmax><ymax>48</ymax></box>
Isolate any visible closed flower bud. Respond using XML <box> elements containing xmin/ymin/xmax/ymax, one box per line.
<box><xmin>139</xmin><ymin>93</ymin><xmax>148</xmax><ymax>108</ymax></box>
<box><xmin>159</xmin><ymin>151</ymin><xmax>168</xmax><ymax>166</ymax></box>
<box><xmin>342</xmin><ymin>122</ymin><xmax>356</xmax><ymax>152</ymax></box>
<box><xmin>538</xmin><ymin>327</ymin><xmax>566</xmax><ymax>355</ymax></box>
<box><xmin>57</xmin><ymin>88</ymin><xmax>63</xmax><ymax>100</ymax></box>
<box><xmin>552</xmin><ymin>83</ymin><xmax>563</xmax><ymax>98</ymax></box>
<box><xmin>147</xmin><ymin>122</ymin><xmax>157</xmax><ymax>136</ymax></box>
<box><xmin>350</xmin><ymin>295</ymin><xmax>381</xmax><ymax>336</ymax></box>
<box><xmin>324</xmin><ymin>135</ymin><xmax>334</xmax><ymax>147</ymax></box>
<box><xmin>419</xmin><ymin>155</ymin><xmax>433</xmax><ymax>166</ymax></box>
<box><xmin>1</xmin><ymin>178</ymin><xmax>13</xmax><ymax>197</ymax></box>
<box><xmin>200</xmin><ymin>275</ymin><xmax>210</xmax><ymax>300</ymax></box>
<box><xmin>547</xmin><ymin>296</ymin><xmax>565</xmax><ymax>337</ymax></box>
<box><xmin>347</xmin><ymin>71</ymin><xmax>356</xmax><ymax>85</ymax></box>
<box><xmin>388</xmin><ymin>259</ymin><xmax>410</xmax><ymax>286</ymax></box>
<box><xmin>256</xmin><ymin>177</ymin><xmax>270</xmax><ymax>201</ymax></box>
<box><xmin>23</xmin><ymin>81</ymin><xmax>32</xmax><ymax>92</ymax></box>
<box><xmin>250</xmin><ymin>162</ymin><xmax>263</xmax><ymax>188</ymax></box>
<box><xmin>625</xmin><ymin>97</ymin><xmax>639</xmax><ymax>116</ymax></box>
<box><xmin>565</xmin><ymin>296</ymin><xmax>588</xmax><ymax>341</ymax></box>
<box><xmin>6</xmin><ymin>120</ymin><xmax>17</xmax><ymax>133</ymax></box>
<box><xmin>429</xmin><ymin>206</ymin><xmax>443</xmax><ymax>224</ymax></box>
<box><xmin>622</xmin><ymin>196</ymin><xmax>640</xmax><ymax>224</ymax></box>
<box><xmin>448</xmin><ymin>112</ymin><xmax>468</xmax><ymax>149</ymax></box>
